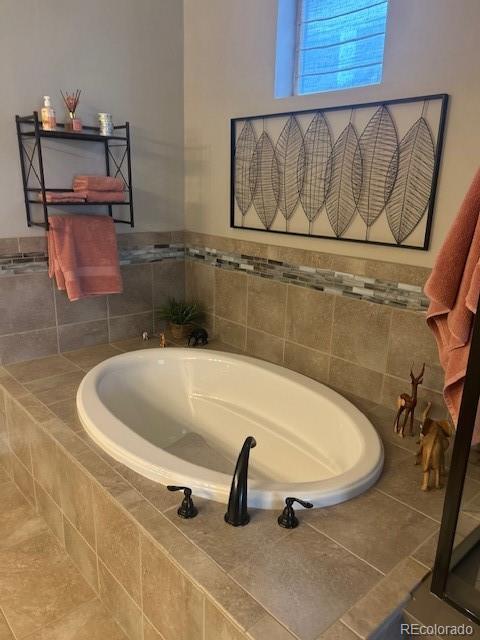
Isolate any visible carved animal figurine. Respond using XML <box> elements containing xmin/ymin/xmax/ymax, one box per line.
<box><xmin>416</xmin><ymin>402</ymin><xmax>454</xmax><ymax>490</ymax></box>
<box><xmin>187</xmin><ymin>327</ymin><xmax>208</xmax><ymax>347</ymax></box>
<box><xmin>142</xmin><ymin>330</ymin><xmax>149</xmax><ymax>341</ymax></box>
<box><xmin>159</xmin><ymin>332</ymin><xmax>166</xmax><ymax>348</ymax></box>
<box><xmin>393</xmin><ymin>363</ymin><xmax>425</xmax><ymax>437</ymax></box>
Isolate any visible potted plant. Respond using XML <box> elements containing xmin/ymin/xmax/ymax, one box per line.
<box><xmin>157</xmin><ymin>298</ymin><xmax>204</xmax><ymax>340</ymax></box>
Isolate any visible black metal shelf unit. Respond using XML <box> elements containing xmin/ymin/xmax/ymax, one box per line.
<box><xmin>15</xmin><ymin>111</ymin><xmax>134</xmax><ymax>229</ymax></box>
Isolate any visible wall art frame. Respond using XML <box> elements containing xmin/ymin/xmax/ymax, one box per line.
<box><xmin>230</xmin><ymin>93</ymin><xmax>448</xmax><ymax>250</ymax></box>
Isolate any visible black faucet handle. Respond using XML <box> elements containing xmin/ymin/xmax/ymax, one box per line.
<box><xmin>277</xmin><ymin>497</ymin><xmax>313</xmax><ymax>529</ymax></box>
<box><xmin>167</xmin><ymin>485</ymin><xmax>198</xmax><ymax>519</ymax></box>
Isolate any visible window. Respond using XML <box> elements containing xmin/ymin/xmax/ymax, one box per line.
<box><xmin>275</xmin><ymin>0</ymin><xmax>389</xmax><ymax>97</ymax></box>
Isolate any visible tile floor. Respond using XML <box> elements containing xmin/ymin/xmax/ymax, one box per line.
<box><xmin>0</xmin><ymin>478</ymin><xmax>127</xmax><ymax>640</ymax></box>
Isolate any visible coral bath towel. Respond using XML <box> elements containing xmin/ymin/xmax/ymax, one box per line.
<box><xmin>73</xmin><ymin>175</ymin><xmax>124</xmax><ymax>192</ymax></box>
<box><xmin>424</xmin><ymin>168</ymin><xmax>480</xmax><ymax>446</ymax></box>
<box><xmin>48</xmin><ymin>214</ymin><xmax>122</xmax><ymax>301</ymax></box>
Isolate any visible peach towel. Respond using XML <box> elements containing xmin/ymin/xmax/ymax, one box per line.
<box><xmin>48</xmin><ymin>214</ymin><xmax>122</xmax><ymax>301</ymax></box>
<box><xmin>424</xmin><ymin>168</ymin><xmax>480</xmax><ymax>445</ymax></box>
<box><xmin>73</xmin><ymin>175</ymin><xmax>124</xmax><ymax>192</ymax></box>
<box><xmin>40</xmin><ymin>191</ymin><xmax>86</xmax><ymax>203</ymax></box>
<box><xmin>85</xmin><ymin>190</ymin><xmax>126</xmax><ymax>203</ymax></box>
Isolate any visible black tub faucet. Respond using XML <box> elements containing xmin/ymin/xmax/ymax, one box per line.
<box><xmin>224</xmin><ymin>436</ymin><xmax>256</xmax><ymax>526</ymax></box>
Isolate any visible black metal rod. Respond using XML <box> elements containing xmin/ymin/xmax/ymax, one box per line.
<box><xmin>104</xmin><ymin>139</ymin><xmax>113</xmax><ymax>220</ymax></box>
<box><xmin>126</xmin><ymin>122</ymin><xmax>134</xmax><ymax>227</ymax></box>
<box><xmin>16</xmin><ymin>116</ymin><xmax>32</xmax><ymax>227</ymax></box>
<box><xmin>431</xmin><ymin>290</ymin><xmax>480</xmax><ymax>597</ymax></box>
<box><xmin>33</xmin><ymin>112</ymin><xmax>49</xmax><ymax>229</ymax></box>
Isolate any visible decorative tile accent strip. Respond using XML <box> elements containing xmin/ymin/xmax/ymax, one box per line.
<box><xmin>185</xmin><ymin>246</ymin><xmax>429</xmax><ymax>311</ymax></box>
<box><xmin>0</xmin><ymin>244</ymin><xmax>185</xmax><ymax>275</ymax></box>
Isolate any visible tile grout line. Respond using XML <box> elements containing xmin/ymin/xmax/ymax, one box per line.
<box><xmin>51</xmin><ymin>280</ymin><xmax>61</xmax><ymax>355</ymax></box>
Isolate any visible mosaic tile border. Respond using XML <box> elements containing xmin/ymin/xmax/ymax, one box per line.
<box><xmin>186</xmin><ymin>246</ymin><xmax>430</xmax><ymax>311</ymax></box>
<box><xmin>1</xmin><ymin>240</ymin><xmax>429</xmax><ymax>310</ymax></box>
<box><xmin>0</xmin><ymin>244</ymin><xmax>185</xmax><ymax>276</ymax></box>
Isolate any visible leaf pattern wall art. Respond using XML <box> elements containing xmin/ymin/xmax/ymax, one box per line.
<box><xmin>234</xmin><ymin>120</ymin><xmax>256</xmax><ymax>222</ymax></box>
<box><xmin>354</xmin><ymin>105</ymin><xmax>398</xmax><ymax>234</ymax></box>
<box><xmin>249</xmin><ymin>131</ymin><xmax>280</xmax><ymax>230</ymax></box>
<box><xmin>275</xmin><ymin>116</ymin><xmax>305</xmax><ymax>230</ymax></box>
<box><xmin>325</xmin><ymin>122</ymin><xmax>362</xmax><ymax>238</ymax></box>
<box><xmin>300</xmin><ymin>112</ymin><xmax>332</xmax><ymax>233</ymax></box>
<box><xmin>385</xmin><ymin>116</ymin><xmax>435</xmax><ymax>244</ymax></box>
<box><xmin>231</xmin><ymin>94</ymin><xmax>448</xmax><ymax>250</ymax></box>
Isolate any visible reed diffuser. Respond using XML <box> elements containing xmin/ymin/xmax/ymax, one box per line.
<box><xmin>61</xmin><ymin>90</ymin><xmax>82</xmax><ymax>131</ymax></box>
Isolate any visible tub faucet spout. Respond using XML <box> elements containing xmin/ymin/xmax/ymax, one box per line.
<box><xmin>224</xmin><ymin>436</ymin><xmax>256</xmax><ymax>526</ymax></box>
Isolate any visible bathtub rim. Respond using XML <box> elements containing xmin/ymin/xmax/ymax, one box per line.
<box><xmin>77</xmin><ymin>348</ymin><xmax>384</xmax><ymax>509</ymax></box>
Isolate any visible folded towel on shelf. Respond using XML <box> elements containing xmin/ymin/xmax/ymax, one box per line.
<box><xmin>84</xmin><ymin>190</ymin><xmax>126</xmax><ymax>203</ymax></box>
<box><xmin>40</xmin><ymin>191</ymin><xmax>86</xmax><ymax>203</ymax></box>
<box><xmin>48</xmin><ymin>214</ymin><xmax>122</xmax><ymax>301</ymax></box>
<box><xmin>73</xmin><ymin>175</ymin><xmax>124</xmax><ymax>192</ymax></box>
<box><xmin>424</xmin><ymin>168</ymin><xmax>480</xmax><ymax>446</ymax></box>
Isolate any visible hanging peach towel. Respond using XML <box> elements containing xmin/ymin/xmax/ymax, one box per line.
<box><xmin>48</xmin><ymin>214</ymin><xmax>122</xmax><ymax>301</ymax></box>
<box><xmin>424</xmin><ymin>168</ymin><xmax>480</xmax><ymax>445</ymax></box>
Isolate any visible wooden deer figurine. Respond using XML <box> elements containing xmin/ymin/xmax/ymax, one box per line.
<box><xmin>416</xmin><ymin>402</ymin><xmax>454</xmax><ymax>490</ymax></box>
<box><xmin>393</xmin><ymin>363</ymin><xmax>425</xmax><ymax>437</ymax></box>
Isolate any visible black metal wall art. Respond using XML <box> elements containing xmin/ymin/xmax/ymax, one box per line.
<box><xmin>231</xmin><ymin>94</ymin><xmax>448</xmax><ymax>250</ymax></box>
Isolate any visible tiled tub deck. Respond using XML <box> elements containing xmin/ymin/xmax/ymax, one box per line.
<box><xmin>1</xmin><ymin>341</ymin><xmax>480</xmax><ymax>640</ymax></box>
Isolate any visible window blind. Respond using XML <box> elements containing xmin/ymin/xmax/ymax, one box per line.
<box><xmin>296</xmin><ymin>0</ymin><xmax>389</xmax><ymax>95</ymax></box>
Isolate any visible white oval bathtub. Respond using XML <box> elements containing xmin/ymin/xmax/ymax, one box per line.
<box><xmin>77</xmin><ymin>349</ymin><xmax>383</xmax><ymax>509</ymax></box>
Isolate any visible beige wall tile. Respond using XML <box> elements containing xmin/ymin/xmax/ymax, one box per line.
<box><xmin>284</xmin><ymin>342</ymin><xmax>330</xmax><ymax>384</ymax></box>
<box><xmin>387</xmin><ymin>310</ymin><xmax>440</xmax><ymax>388</ymax></box>
<box><xmin>381</xmin><ymin>374</ymin><xmax>447</xmax><ymax>419</ymax></box>
<box><xmin>98</xmin><ymin>561</ymin><xmax>142</xmax><ymax>640</ymax></box>
<box><xmin>57</xmin><ymin>448</ymin><xmax>95</xmax><ymax>547</ymax></box>
<box><xmin>35</xmin><ymin>481</ymin><xmax>64</xmax><ymax>544</ymax></box>
<box><xmin>30</xmin><ymin>422</ymin><xmax>60</xmax><ymax>503</ymax></box>
<box><xmin>58</xmin><ymin>320</ymin><xmax>109</xmax><ymax>352</ymax></box>
<box><xmin>108</xmin><ymin>312</ymin><xmax>154</xmax><ymax>342</ymax></box>
<box><xmin>215</xmin><ymin>318</ymin><xmax>246</xmax><ymax>350</ymax></box>
<box><xmin>329</xmin><ymin>357</ymin><xmax>384</xmax><ymax>404</ymax></box>
<box><xmin>152</xmin><ymin>260</ymin><xmax>185</xmax><ymax>307</ymax></box>
<box><xmin>5</xmin><ymin>396</ymin><xmax>34</xmax><ymax>470</ymax></box>
<box><xmin>286</xmin><ymin>286</ymin><xmax>334</xmax><ymax>351</ymax></box>
<box><xmin>109</xmin><ymin>264</ymin><xmax>153</xmax><ymax>316</ymax></box>
<box><xmin>0</xmin><ymin>482</ymin><xmax>47</xmax><ymax>549</ymax></box>
<box><xmin>0</xmin><ymin>328</ymin><xmax>59</xmax><ymax>366</ymax></box>
<box><xmin>143</xmin><ymin>617</ymin><xmax>163</xmax><ymax>640</ymax></box>
<box><xmin>205</xmin><ymin>599</ymin><xmax>245</xmax><ymax>640</ymax></box>
<box><xmin>64</xmin><ymin>517</ymin><xmax>98</xmax><ymax>592</ymax></box>
<box><xmin>93</xmin><ymin>485</ymin><xmax>141</xmax><ymax>604</ymax></box>
<box><xmin>332</xmin><ymin>297</ymin><xmax>392</xmax><ymax>372</ymax></box>
<box><xmin>0</xmin><ymin>273</ymin><xmax>55</xmax><ymax>335</ymax></box>
<box><xmin>215</xmin><ymin>269</ymin><xmax>247</xmax><ymax>323</ymax></box>
<box><xmin>54</xmin><ymin>289</ymin><xmax>107</xmax><ymax>325</ymax></box>
<box><xmin>19</xmin><ymin>394</ymin><xmax>55</xmax><ymax>423</ymax></box>
<box><xmin>318</xmin><ymin>621</ymin><xmax>360</xmax><ymax>639</ymax></box>
<box><xmin>0</xmin><ymin>373</ymin><xmax>29</xmax><ymax>399</ymax></box>
<box><xmin>185</xmin><ymin>260</ymin><xmax>215</xmax><ymax>312</ymax></box>
<box><xmin>246</xmin><ymin>329</ymin><xmax>284</xmax><ymax>365</ymax></box>
<box><xmin>18</xmin><ymin>236</ymin><xmax>46</xmax><ymax>254</ymax></box>
<box><xmin>141</xmin><ymin>534</ymin><xmax>204</xmax><ymax>640</ymax></box>
<box><xmin>247</xmin><ymin>277</ymin><xmax>287</xmax><ymax>337</ymax></box>
<box><xmin>0</xmin><ymin>237</ymin><xmax>19</xmax><ymax>256</ymax></box>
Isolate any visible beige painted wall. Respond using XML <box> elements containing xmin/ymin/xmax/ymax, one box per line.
<box><xmin>0</xmin><ymin>0</ymin><xmax>184</xmax><ymax>238</ymax></box>
<box><xmin>184</xmin><ymin>0</ymin><xmax>480</xmax><ymax>267</ymax></box>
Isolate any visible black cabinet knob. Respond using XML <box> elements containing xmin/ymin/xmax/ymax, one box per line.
<box><xmin>167</xmin><ymin>485</ymin><xmax>198</xmax><ymax>519</ymax></box>
<box><xmin>277</xmin><ymin>497</ymin><xmax>313</xmax><ymax>529</ymax></box>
